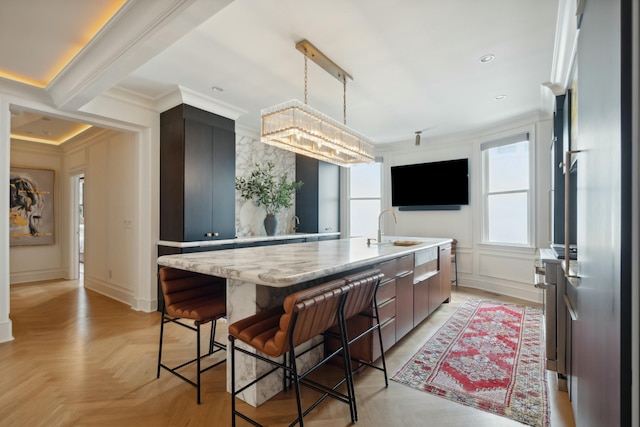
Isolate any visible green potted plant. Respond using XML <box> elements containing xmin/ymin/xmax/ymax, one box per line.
<box><xmin>235</xmin><ymin>162</ymin><xmax>303</xmax><ymax>235</ymax></box>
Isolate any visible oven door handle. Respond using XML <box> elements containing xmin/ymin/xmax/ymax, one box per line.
<box><xmin>563</xmin><ymin>294</ymin><xmax>578</xmax><ymax>321</ymax></box>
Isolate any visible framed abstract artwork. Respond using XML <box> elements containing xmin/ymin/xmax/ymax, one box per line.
<box><xmin>9</xmin><ymin>167</ymin><xmax>55</xmax><ymax>246</ymax></box>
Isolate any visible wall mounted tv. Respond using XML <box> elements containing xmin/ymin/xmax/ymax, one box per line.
<box><xmin>391</xmin><ymin>158</ymin><xmax>469</xmax><ymax>210</ymax></box>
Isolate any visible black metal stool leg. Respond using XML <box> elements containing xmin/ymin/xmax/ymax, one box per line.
<box><xmin>289</xmin><ymin>345</ymin><xmax>305</xmax><ymax>427</ymax></box>
<box><xmin>231</xmin><ymin>337</ymin><xmax>237</xmax><ymax>427</ymax></box>
<box><xmin>338</xmin><ymin>307</ymin><xmax>357</xmax><ymax>422</ymax></box>
<box><xmin>209</xmin><ymin>319</ymin><xmax>216</xmax><ymax>354</ymax></box>
<box><xmin>196</xmin><ymin>323</ymin><xmax>201</xmax><ymax>404</ymax></box>
<box><xmin>372</xmin><ymin>299</ymin><xmax>389</xmax><ymax>387</ymax></box>
<box><xmin>157</xmin><ymin>307</ymin><xmax>166</xmax><ymax>379</ymax></box>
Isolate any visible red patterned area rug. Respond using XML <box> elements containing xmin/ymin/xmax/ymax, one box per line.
<box><xmin>392</xmin><ymin>299</ymin><xmax>549</xmax><ymax>427</ymax></box>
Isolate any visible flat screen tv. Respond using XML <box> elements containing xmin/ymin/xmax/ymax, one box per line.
<box><xmin>391</xmin><ymin>158</ymin><xmax>469</xmax><ymax>209</ymax></box>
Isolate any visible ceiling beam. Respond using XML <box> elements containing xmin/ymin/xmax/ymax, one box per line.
<box><xmin>46</xmin><ymin>0</ymin><xmax>234</xmax><ymax>111</ymax></box>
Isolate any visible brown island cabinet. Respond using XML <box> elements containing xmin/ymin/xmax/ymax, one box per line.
<box><xmin>330</xmin><ymin>242</ymin><xmax>451</xmax><ymax>364</ymax></box>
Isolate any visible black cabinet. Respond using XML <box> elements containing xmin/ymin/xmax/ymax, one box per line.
<box><xmin>295</xmin><ymin>155</ymin><xmax>340</xmax><ymax>233</ymax></box>
<box><xmin>160</xmin><ymin>104</ymin><xmax>235</xmax><ymax>242</ymax></box>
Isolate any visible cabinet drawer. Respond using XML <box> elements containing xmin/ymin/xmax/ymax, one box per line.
<box><xmin>376</xmin><ymin>258</ymin><xmax>397</xmax><ymax>281</ymax></box>
<box><xmin>373</xmin><ymin>318</ymin><xmax>396</xmax><ymax>361</ymax></box>
<box><xmin>396</xmin><ymin>254</ymin><xmax>414</xmax><ymax>275</ymax></box>
<box><xmin>376</xmin><ymin>278</ymin><xmax>396</xmax><ymax>304</ymax></box>
<box><xmin>377</xmin><ymin>297</ymin><xmax>396</xmax><ymax>324</ymax></box>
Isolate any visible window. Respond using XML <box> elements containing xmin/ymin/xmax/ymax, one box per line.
<box><xmin>481</xmin><ymin>133</ymin><xmax>531</xmax><ymax>246</ymax></box>
<box><xmin>349</xmin><ymin>162</ymin><xmax>382</xmax><ymax>238</ymax></box>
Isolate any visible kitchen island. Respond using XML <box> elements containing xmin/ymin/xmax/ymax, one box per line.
<box><xmin>157</xmin><ymin>236</ymin><xmax>452</xmax><ymax>405</ymax></box>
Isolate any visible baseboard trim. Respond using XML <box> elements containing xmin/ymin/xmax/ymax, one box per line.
<box><xmin>132</xmin><ymin>297</ymin><xmax>157</xmax><ymax>313</ymax></box>
<box><xmin>0</xmin><ymin>318</ymin><xmax>14</xmax><ymax>343</ymax></box>
<box><xmin>456</xmin><ymin>278</ymin><xmax>542</xmax><ymax>304</ymax></box>
<box><xmin>10</xmin><ymin>269</ymin><xmax>65</xmax><ymax>284</ymax></box>
<box><xmin>84</xmin><ymin>277</ymin><xmax>134</xmax><ymax>308</ymax></box>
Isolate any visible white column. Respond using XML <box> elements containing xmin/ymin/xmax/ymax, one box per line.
<box><xmin>0</xmin><ymin>97</ymin><xmax>14</xmax><ymax>342</ymax></box>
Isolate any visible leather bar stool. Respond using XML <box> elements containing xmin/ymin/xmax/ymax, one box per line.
<box><xmin>229</xmin><ymin>278</ymin><xmax>355</xmax><ymax>427</ymax></box>
<box><xmin>157</xmin><ymin>267</ymin><xmax>227</xmax><ymax>404</ymax></box>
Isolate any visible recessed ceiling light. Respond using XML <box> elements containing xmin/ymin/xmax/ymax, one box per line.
<box><xmin>211</xmin><ymin>86</ymin><xmax>224</xmax><ymax>92</ymax></box>
<box><xmin>480</xmin><ymin>54</ymin><xmax>495</xmax><ymax>63</ymax></box>
<box><xmin>495</xmin><ymin>94</ymin><xmax>507</xmax><ymax>100</ymax></box>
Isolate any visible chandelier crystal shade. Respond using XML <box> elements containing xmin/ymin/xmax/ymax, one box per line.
<box><xmin>261</xmin><ymin>100</ymin><xmax>375</xmax><ymax>167</ymax></box>
<box><xmin>261</xmin><ymin>40</ymin><xmax>375</xmax><ymax>167</ymax></box>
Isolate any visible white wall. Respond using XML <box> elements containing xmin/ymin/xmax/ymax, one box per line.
<box><xmin>78</xmin><ymin>131</ymin><xmax>138</xmax><ymax>304</ymax></box>
<box><xmin>9</xmin><ymin>142</ymin><xmax>65</xmax><ymax>283</ymax></box>
<box><xmin>377</xmin><ymin>114</ymin><xmax>552</xmax><ymax>302</ymax></box>
<box><xmin>0</xmin><ymin>98</ymin><xmax>12</xmax><ymax>342</ymax></box>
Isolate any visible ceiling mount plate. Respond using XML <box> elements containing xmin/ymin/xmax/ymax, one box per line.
<box><xmin>295</xmin><ymin>40</ymin><xmax>352</xmax><ymax>82</ymax></box>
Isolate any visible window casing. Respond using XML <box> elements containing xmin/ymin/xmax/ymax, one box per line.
<box><xmin>481</xmin><ymin>133</ymin><xmax>532</xmax><ymax>246</ymax></box>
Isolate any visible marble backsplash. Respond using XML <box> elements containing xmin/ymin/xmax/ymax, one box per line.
<box><xmin>235</xmin><ymin>135</ymin><xmax>298</xmax><ymax>237</ymax></box>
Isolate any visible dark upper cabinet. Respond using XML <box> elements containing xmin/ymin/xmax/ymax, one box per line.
<box><xmin>295</xmin><ymin>155</ymin><xmax>340</xmax><ymax>233</ymax></box>
<box><xmin>160</xmin><ymin>104</ymin><xmax>236</xmax><ymax>242</ymax></box>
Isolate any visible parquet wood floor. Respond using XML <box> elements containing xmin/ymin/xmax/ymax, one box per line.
<box><xmin>0</xmin><ymin>278</ymin><xmax>575</xmax><ymax>427</ymax></box>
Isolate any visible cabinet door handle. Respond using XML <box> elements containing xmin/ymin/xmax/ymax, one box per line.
<box><xmin>564</xmin><ymin>150</ymin><xmax>581</xmax><ymax>279</ymax></box>
<box><xmin>563</xmin><ymin>294</ymin><xmax>578</xmax><ymax>321</ymax></box>
<box><xmin>204</xmin><ymin>232</ymin><xmax>219</xmax><ymax>237</ymax></box>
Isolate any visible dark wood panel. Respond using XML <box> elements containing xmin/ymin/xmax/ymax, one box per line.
<box><xmin>295</xmin><ymin>155</ymin><xmax>320</xmax><ymax>233</ymax></box>
<box><xmin>395</xmin><ymin>273</ymin><xmax>413</xmax><ymax>339</ymax></box>
<box><xmin>210</xmin><ymin>126</ymin><xmax>236</xmax><ymax>239</ymax></box>
<box><xmin>159</xmin><ymin>115</ymin><xmax>186</xmax><ymax>241</ymax></box>
<box><xmin>184</xmin><ymin>120</ymin><xmax>214</xmax><ymax>241</ymax></box>
<box><xmin>427</xmin><ymin>274</ymin><xmax>441</xmax><ymax>316</ymax></box>
<box><xmin>295</xmin><ymin>155</ymin><xmax>340</xmax><ymax>233</ymax></box>
<box><xmin>413</xmin><ymin>278</ymin><xmax>429</xmax><ymax>326</ymax></box>
<box><xmin>160</xmin><ymin>103</ymin><xmax>236</xmax><ymax>242</ymax></box>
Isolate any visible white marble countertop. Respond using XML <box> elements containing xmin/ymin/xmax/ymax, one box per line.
<box><xmin>157</xmin><ymin>232</ymin><xmax>341</xmax><ymax>248</ymax></box>
<box><xmin>157</xmin><ymin>236</ymin><xmax>452</xmax><ymax>287</ymax></box>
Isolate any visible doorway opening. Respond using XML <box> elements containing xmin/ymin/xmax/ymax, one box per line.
<box><xmin>78</xmin><ymin>175</ymin><xmax>85</xmax><ymax>285</ymax></box>
<box><xmin>69</xmin><ymin>173</ymin><xmax>85</xmax><ymax>286</ymax></box>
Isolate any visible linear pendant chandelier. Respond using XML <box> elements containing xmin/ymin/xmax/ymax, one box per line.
<box><xmin>261</xmin><ymin>40</ymin><xmax>375</xmax><ymax>167</ymax></box>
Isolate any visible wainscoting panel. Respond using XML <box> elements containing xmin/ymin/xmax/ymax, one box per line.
<box><xmin>477</xmin><ymin>251</ymin><xmax>534</xmax><ymax>284</ymax></box>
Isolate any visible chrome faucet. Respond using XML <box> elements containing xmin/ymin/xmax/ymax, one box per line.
<box><xmin>291</xmin><ymin>215</ymin><xmax>300</xmax><ymax>233</ymax></box>
<box><xmin>377</xmin><ymin>209</ymin><xmax>398</xmax><ymax>243</ymax></box>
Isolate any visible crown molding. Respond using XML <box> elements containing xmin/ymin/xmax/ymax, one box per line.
<box><xmin>156</xmin><ymin>85</ymin><xmax>248</xmax><ymax>120</ymax></box>
<box><xmin>46</xmin><ymin>0</ymin><xmax>233</xmax><ymax>112</ymax></box>
<box><xmin>235</xmin><ymin>124</ymin><xmax>260</xmax><ymax>140</ymax></box>
<box><xmin>101</xmin><ymin>86</ymin><xmax>159</xmax><ymax>112</ymax></box>
<box><xmin>10</xmin><ymin>138</ymin><xmax>63</xmax><ymax>153</ymax></box>
<box><xmin>543</xmin><ymin>0</ymin><xmax>580</xmax><ymax>96</ymax></box>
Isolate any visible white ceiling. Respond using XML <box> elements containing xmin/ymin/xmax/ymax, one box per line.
<box><xmin>2</xmin><ymin>0</ymin><xmax>560</xmax><ymax>145</ymax></box>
